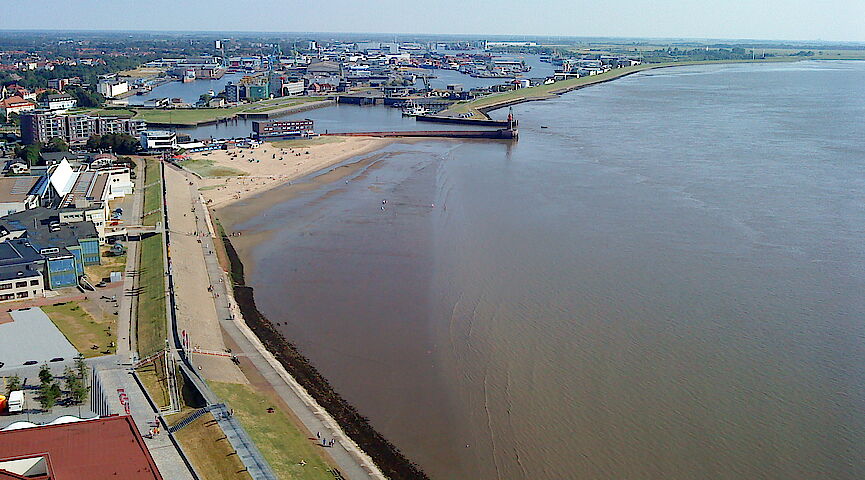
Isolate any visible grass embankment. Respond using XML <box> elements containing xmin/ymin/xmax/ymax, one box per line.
<box><xmin>132</xmin><ymin>106</ymin><xmax>247</xmax><ymax>126</ymax></box>
<box><xmin>240</xmin><ymin>96</ymin><xmax>327</xmax><ymax>113</ymax></box>
<box><xmin>178</xmin><ymin>158</ymin><xmax>247</xmax><ymax>178</ymax></box>
<box><xmin>142</xmin><ymin>158</ymin><xmax>162</xmax><ymax>226</ymax></box>
<box><xmin>173</xmin><ymin>412</ymin><xmax>253</xmax><ymax>480</ymax></box>
<box><xmin>68</xmin><ymin>107</ymin><xmax>136</xmax><ymax>118</ymax></box>
<box><xmin>137</xmin><ymin>156</ymin><xmax>167</xmax><ymax>357</ymax></box>
<box><xmin>136</xmin><ymin>360</ymin><xmax>170</xmax><ymax>408</ymax></box>
<box><xmin>43</xmin><ymin>302</ymin><xmax>115</xmax><ymax>358</ymax></box>
<box><xmin>130</xmin><ymin>96</ymin><xmax>328</xmax><ymax>126</ymax></box>
<box><xmin>135</xmin><ymin>233</ymin><xmax>166</xmax><ymax>357</ymax></box>
<box><xmin>211</xmin><ymin>382</ymin><xmax>336</xmax><ymax>480</ymax></box>
<box><xmin>445</xmin><ymin>58</ymin><xmax>800</xmax><ymax>118</ymax></box>
<box><xmin>137</xmin><ymin>359</ymin><xmax>203</xmax><ymax>411</ymax></box>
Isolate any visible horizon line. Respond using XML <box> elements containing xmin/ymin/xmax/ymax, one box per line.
<box><xmin>0</xmin><ymin>28</ymin><xmax>862</xmax><ymax>46</ymax></box>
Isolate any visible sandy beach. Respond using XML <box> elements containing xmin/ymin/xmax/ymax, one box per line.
<box><xmin>189</xmin><ymin>136</ymin><xmax>395</xmax><ymax>208</ymax></box>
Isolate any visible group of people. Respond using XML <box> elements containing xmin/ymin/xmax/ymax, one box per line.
<box><xmin>316</xmin><ymin>431</ymin><xmax>336</xmax><ymax>448</ymax></box>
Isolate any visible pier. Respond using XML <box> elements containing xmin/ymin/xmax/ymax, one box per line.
<box><xmin>322</xmin><ymin>128</ymin><xmax>517</xmax><ymax>140</ymax></box>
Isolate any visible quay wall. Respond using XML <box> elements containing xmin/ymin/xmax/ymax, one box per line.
<box><xmin>323</xmin><ymin>128</ymin><xmax>517</xmax><ymax>139</ymax></box>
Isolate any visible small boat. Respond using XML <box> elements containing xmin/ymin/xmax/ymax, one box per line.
<box><xmin>540</xmin><ymin>125</ymin><xmax>549</xmax><ymax>129</ymax></box>
<box><xmin>401</xmin><ymin>99</ymin><xmax>428</xmax><ymax>117</ymax></box>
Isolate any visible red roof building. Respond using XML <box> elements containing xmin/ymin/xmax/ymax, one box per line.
<box><xmin>0</xmin><ymin>415</ymin><xmax>163</xmax><ymax>479</ymax></box>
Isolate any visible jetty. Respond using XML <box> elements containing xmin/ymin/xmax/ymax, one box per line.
<box><xmin>325</xmin><ymin>108</ymin><xmax>520</xmax><ymax>140</ymax></box>
<box><xmin>323</xmin><ymin>128</ymin><xmax>517</xmax><ymax>139</ymax></box>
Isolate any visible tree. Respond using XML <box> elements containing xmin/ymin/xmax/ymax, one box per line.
<box><xmin>38</xmin><ymin>364</ymin><xmax>53</xmax><ymax>385</ymax></box>
<box><xmin>86</xmin><ymin>133</ymin><xmax>140</xmax><ymax>155</ymax></box>
<box><xmin>39</xmin><ymin>382</ymin><xmax>61</xmax><ymax>411</ymax></box>
<box><xmin>15</xmin><ymin>144</ymin><xmax>41</xmax><ymax>166</ymax></box>
<box><xmin>43</xmin><ymin>136</ymin><xmax>69</xmax><ymax>153</ymax></box>
<box><xmin>36</xmin><ymin>89</ymin><xmax>59</xmax><ymax>102</ymax></box>
<box><xmin>75</xmin><ymin>354</ymin><xmax>87</xmax><ymax>379</ymax></box>
<box><xmin>64</xmin><ymin>366</ymin><xmax>88</xmax><ymax>405</ymax></box>
<box><xmin>6</xmin><ymin>111</ymin><xmax>20</xmax><ymax>127</ymax></box>
<box><xmin>65</xmin><ymin>85</ymin><xmax>105</xmax><ymax>108</ymax></box>
<box><xmin>198</xmin><ymin>93</ymin><xmax>213</xmax><ymax>105</ymax></box>
<box><xmin>6</xmin><ymin>374</ymin><xmax>21</xmax><ymax>394</ymax></box>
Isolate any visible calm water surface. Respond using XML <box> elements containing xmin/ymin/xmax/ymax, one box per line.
<box><xmin>226</xmin><ymin>61</ymin><xmax>865</xmax><ymax>479</ymax></box>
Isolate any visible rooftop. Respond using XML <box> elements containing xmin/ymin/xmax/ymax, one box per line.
<box><xmin>3</xmin><ymin>207</ymin><xmax>98</xmax><ymax>253</ymax></box>
<box><xmin>0</xmin><ymin>415</ymin><xmax>163</xmax><ymax>480</ymax></box>
<box><xmin>0</xmin><ymin>177</ymin><xmax>40</xmax><ymax>204</ymax></box>
<box><xmin>0</xmin><ymin>238</ymin><xmax>43</xmax><ymax>268</ymax></box>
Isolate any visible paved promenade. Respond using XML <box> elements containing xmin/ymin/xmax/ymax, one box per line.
<box><xmin>169</xmin><ymin>163</ymin><xmax>386</xmax><ymax>480</ymax></box>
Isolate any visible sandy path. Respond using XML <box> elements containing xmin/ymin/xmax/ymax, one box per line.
<box><xmin>164</xmin><ymin>165</ymin><xmax>247</xmax><ymax>384</ymax></box>
<box><xmin>194</xmin><ymin>136</ymin><xmax>394</xmax><ymax>208</ymax></box>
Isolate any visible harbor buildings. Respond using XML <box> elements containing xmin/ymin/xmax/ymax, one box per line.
<box><xmin>97</xmin><ymin>76</ymin><xmax>130</xmax><ymax>98</ymax></box>
<box><xmin>140</xmin><ymin>130</ymin><xmax>177</xmax><ymax>150</ymax></box>
<box><xmin>252</xmin><ymin>119</ymin><xmax>314</xmax><ymax>139</ymax></box>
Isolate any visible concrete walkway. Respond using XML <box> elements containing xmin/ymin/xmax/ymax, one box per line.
<box><xmin>175</xmin><ymin>164</ymin><xmax>386</xmax><ymax>480</ymax></box>
<box><xmin>162</xmin><ymin>163</ymin><xmax>278</xmax><ymax>480</ymax></box>
<box><xmin>111</xmin><ymin>158</ymin><xmax>196</xmax><ymax>480</ymax></box>
<box><xmin>96</xmin><ymin>359</ymin><xmax>195</xmax><ymax>480</ymax></box>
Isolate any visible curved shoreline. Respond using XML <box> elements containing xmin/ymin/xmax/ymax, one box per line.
<box><xmin>203</xmin><ymin>60</ymin><xmax>809</xmax><ymax>479</ymax></box>
<box><xmin>453</xmin><ymin>58</ymin><xmax>803</xmax><ymax>119</ymax></box>
<box><xmin>217</xmin><ymin>229</ymin><xmax>431</xmax><ymax>480</ymax></box>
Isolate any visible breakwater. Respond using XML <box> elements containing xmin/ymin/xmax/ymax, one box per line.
<box><xmin>217</xmin><ymin>231</ymin><xmax>430</xmax><ymax>480</ymax></box>
<box><xmin>414</xmin><ymin>114</ymin><xmax>511</xmax><ymax>127</ymax></box>
<box><xmin>323</xmin><ymin>128</ymin><xmax>517</xmax><ymax>139</ymax></box>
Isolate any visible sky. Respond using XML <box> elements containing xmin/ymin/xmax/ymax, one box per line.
<box><xmin>1</xmin><ymin>0</ymin><xmax>863</xmax><ymax>43</ymax></box>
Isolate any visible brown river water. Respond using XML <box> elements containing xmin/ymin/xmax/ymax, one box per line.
<box><xmin>219</xmin><ymin>61</ymin><xmax>865</xmax><ymax>479</ymax></box>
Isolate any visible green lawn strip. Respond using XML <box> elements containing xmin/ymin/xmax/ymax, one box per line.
<box><xmin>67</xmin><ymin>107</ymin><xmax>136</xmax><ymax>117</ymax></box>
<box><xmin>42</xmin><ymin>302</ymin><xmax>115</xmax><ymax>358</ymax></box>
<box><xmin>178</xmin><ymin>158</ymin><xmax>248</xmax><ymax>178</ymax></box>
<box><xmin>445</xmin><ymin>58</ymin><xmax>801</xmax><ymax>116</ymax></box>
<box><xmin>210</xmin><ymin>382</ymin><xmax>335</xmax><ymax>480</ymax></box>
<box><xmin>173</xmin><ymin>412</ymin><xmax>253</xmax><ymax>480</ymax></box>
<box><xmin>142</xmin><ymin>158</ymin><xmax>163</xmax><ymax>226</ymax></box>
<box><xmin>130</xmin><ymin>97</ymin><xmax>328</xmax><ymax>125</ymax></box>
<box><xmin>136</xmin><ymin>361</ymin><xmax>170</xmax><ymax>409</ymax></box>
<box><xmin>132</xmin><ymin>106</ymin><xmax>246</xmax><ymax>125</ymax></box>
<box><xmin>136</xmin><ymin>233</ymin><xmax>166</xmax><ymax>357</ymax></box>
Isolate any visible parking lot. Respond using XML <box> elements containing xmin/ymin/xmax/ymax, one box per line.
<box><xmin>0</xmin><ymin>307</ymin><xmax>79</xmax><ymax>373</ymax></box>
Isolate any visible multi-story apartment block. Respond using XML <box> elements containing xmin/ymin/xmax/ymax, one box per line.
<box><xmin>20</xmin><ymin>112</ymin><xmax>146</xmax><ymax>145</ymax></box>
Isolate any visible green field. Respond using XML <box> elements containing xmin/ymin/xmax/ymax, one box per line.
<box><xmin>136</xmin><ymin>233</ymin><xmax>166</xmax><ymax>357</ymax></box>
<box><xmin>174</xmin><ymin>412</ymin><xmax>253</xmax><ymax>480</ymax></box>
<box><xmin>132</xmin><ymin>106</ymin><xmax>247</xmax><ymax>125</ymax></box>
<box><xmin>178</xmin><ymin>157</ymin><xmax>247</xmax><ymax>178</ymax></box>
<box><xmin>68</xmin><ymin>107</ymin><xmax>136</xmax><ymax>118</ymax></box>
<box><xmin>142</xmin><ymin>158</ymin><xmax>163</xmax><ymax>226</ymax></box>
<box><xmin>129</xmin><ymin>96</ymin><xmax>329</xmax><ymax>126</ymax></box>
<box><xmin>211</xmin><ymin>382</ymin><xmax>336</xmax><ymax>480</ymax></box>
<box><xmin>43</xmin><ymin>302</ymin><xmax>115</xmax><ymax>358</ymax></box>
